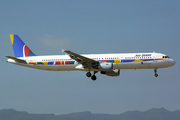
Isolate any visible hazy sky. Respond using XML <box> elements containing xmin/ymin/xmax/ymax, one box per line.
<box><xmin>0</xmin><ymin>0</ymin><xmax>180</xmax><ymax>115</ymax></box>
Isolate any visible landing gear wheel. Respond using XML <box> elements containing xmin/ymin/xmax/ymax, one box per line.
<box><xmin>91</xmin><ymin>75</ymin><xmax>97</xmax><ymax>81</ymax></box>
<box><xmin>86</xmin><ymin>72</ymin><xmax>92</xmax><ymax>77</ymax></box>
<box><xmin>155</xmin><ymin>73</ymin><xmax>158</xmax><ymax>77</ymax></box>
<box><xmin>154</xmin><ymin>69</ymin><xmax>158</xmax><ymax>77</ymax></box>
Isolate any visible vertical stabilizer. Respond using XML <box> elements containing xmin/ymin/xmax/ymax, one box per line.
<box><xmin>10</xmin><ymin>34</ymin><xmax>36</xmax><ymax>58</ymax></box>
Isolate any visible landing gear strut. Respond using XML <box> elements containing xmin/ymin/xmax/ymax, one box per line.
<box><xmin>154</xmin><ymin>69</ymin><xmax>158</xmax><ymax>77</ymax></box>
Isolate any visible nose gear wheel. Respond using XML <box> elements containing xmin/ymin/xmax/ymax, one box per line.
<box><xmin>154</xmin><ymin>69</ymin><xmax>158</xmax><ymax>77</ymax></box>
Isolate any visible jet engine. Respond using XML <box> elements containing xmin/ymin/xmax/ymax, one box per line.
<box><xmin>100</xmin><ymin>69</ymin><xmax>120</xmax><ymax>76</ymax></box>
<box><xmin>98</xmin><ymin>62</ymin><xmax>113</xmax><ymax>71</ymax></box>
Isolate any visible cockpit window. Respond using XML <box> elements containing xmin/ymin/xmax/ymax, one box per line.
<box><xmin>162</xmin><ymin>56</ymin><xmax>170</xmax><ymax>58</ymax></box>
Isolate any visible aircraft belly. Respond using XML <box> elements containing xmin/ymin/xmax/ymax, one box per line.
<box><xmin>115</xmin><ymin>60</ymin><xmax>170</xmax><ymax>69</ymax></box>
<box><xmin>150</xmin><ymin>60</ymin><xmax>171</xmax><ymax>68</ymax></box>
<box><xmin>13</xmin><ymin>63</ymin><xmax>77</xmax><ymax>71</ymax></box>
<box><xmin>36</xmin><ymin>65</ymin><xmax>77</xmax><ymax>71</ymax></box>
<box><xmin>115</xmin><ymin>61</ymin><xmax>154</xmax><ymax>69</ymax></box>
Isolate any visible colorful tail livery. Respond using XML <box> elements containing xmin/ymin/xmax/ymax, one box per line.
<box><xmin>10</xmin><ymin>34</ymin><xmax>36</xmax><ymax>58</ymax></box>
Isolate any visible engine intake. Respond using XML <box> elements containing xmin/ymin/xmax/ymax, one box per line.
<box><xmin>98</xmin><ymin>62</ymin><xmax>113</xmax><ymax>71</ymax></box>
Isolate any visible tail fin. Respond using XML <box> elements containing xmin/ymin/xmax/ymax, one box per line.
<box><xmin>10</xmin><ymin>34</ymin><xmax>36</xmax><ymax>58</ymax></box>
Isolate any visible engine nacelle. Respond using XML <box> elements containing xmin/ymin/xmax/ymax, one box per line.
<box><xmin>101</xmin><ymin>69</ymin><xmax>120</xmax><ymax>76</ymax></box>
<box><xmin>98</xmin><ymin>62</ymin><xmax>113</xmax><ymax>71</ymax></box>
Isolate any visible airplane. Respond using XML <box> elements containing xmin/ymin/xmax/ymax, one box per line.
<box><xmin>6</xmin><ymin>34</ymin><xmax>175</xmax><ymax>81</ymax></box>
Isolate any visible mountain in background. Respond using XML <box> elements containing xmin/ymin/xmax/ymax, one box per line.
<box><xmin>0</xmin><ymin>108</ymin><xmax>180</xmax><ymax>120</ymax></box>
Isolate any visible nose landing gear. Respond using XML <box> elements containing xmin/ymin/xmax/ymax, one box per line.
<box><xmin>154</xmin><ymin>69</ymin><xmax>158</xmax><ymax>77</ymax></box>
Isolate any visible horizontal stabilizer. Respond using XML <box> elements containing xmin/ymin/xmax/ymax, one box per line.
<box><xmin>6</xmin><ymin>56</ymin><xmax>26</xmax><ymax>64</ymax></box>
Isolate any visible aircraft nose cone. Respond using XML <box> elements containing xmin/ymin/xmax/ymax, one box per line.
<box><xmin>169</xmin><ymin>59</ymin><xmax>176</xmax><ymax>66</ymax></box>
<box><xmin>172</xmin><ymin>60</ymin><xmax>176</xmax><ymax>65</ymax></box>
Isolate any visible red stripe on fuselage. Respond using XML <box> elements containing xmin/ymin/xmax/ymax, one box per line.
<box><xmin>56</xmin><ymin>61</ymin><xmax>60</xmax><ymax>65</ymax></box>
<box><xmin>155</xmin><ymin>58</ymin><xmax>163</xmax><ymax>60</ymax></box>
<box><xmin>65</xmin><ymin>61</ymin><xmax>69</xmax><ymax>65</ymax></box>
<box><xmin>101</xmin><ymin>60</ymin><xmax>107</xmax><ymax>62</ymax></box>
<box><xmin>28</xmin><ymin>62</ymin><xmax>37</xmax><ymax>65</ymax></box>
<box><xmin>55</xmin><ymin>61</ymin><xmax>64</xmax><ymax>65</ymax></box>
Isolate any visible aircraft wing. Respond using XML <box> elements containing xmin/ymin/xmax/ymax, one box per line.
<box><xmin>64</xmin><ymin>50</ymin><xmax>99</xmax><ymax>69</ymax></box>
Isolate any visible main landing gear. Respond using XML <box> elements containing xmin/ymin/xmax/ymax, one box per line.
<box><xmin>154</xmin><ymin>69</ymin><xmax>158</xmax><ymax>77</ymax></box>
<box><xmin>86</xmin><ymin>71</ymin><xmax>98</xmax><ymax>81</ymax></box>
<box><xmin>86</xmin><ymin>72</ymin><xmax>91</xmax><ymax>77</ymax></box>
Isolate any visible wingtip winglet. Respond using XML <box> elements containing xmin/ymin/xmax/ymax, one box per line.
<box><xmin>61</xmin><ymin>49</ymin><xmax>65</xmax><ymax>53</ymax></box>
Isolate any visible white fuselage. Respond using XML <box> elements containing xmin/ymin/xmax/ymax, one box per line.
<box><xmin>7</xmin><ymin>52</ymin><xmax>175</xmax><ymax>71</ymax></box>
